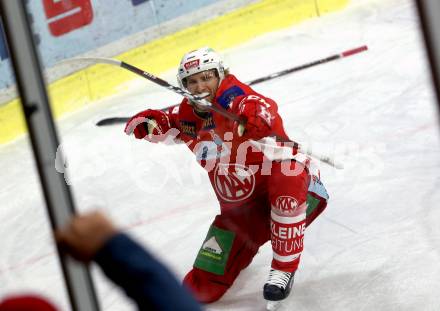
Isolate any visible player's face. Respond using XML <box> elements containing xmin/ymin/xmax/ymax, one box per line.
<box><xmin>186</xmin><ymin>69</ymin><xmax>220</xmax><ymax>103</ymax></box>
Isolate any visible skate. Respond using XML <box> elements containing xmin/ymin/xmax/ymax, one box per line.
<box><xmin>263</xmin><ymin>269</ymin><xmax>295</xmax><ymax>311</ymax></box>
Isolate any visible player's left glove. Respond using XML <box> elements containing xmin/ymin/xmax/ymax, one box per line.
<box><xmin>124</xmin><ymin>109</ymin><xmax>171</xmax><ymax>143</ymax></box>
<box><xmin>234</xmin><ymin>95</ymin><xmax>274</xmax><ymax>140</ymax></box>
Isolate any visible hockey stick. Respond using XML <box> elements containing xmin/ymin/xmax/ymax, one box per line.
<box><xmin>248</xmin><ymin>45</ymin><xmax>368</xmax><ymax>85</ymax></box>
<box><xmin>66</xmin><ymin>57</ymin><xmax>240</xmax><ymax>123</ymax></box>
<box><xmin>96</xmin><ymin>117</ymin><xmax>130</xmax><ymax>126</ymax></box>
<box><xmin>64</xmin><ymin>57</ymin><xmax>344</xmax><ymax>168</ymax></box>
<box><xmin>94</xmin><ymin>45</ymin><xmax>368</xmax><ymax>126</ymax></box>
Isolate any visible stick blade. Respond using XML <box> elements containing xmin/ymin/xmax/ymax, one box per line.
<box><xmin>96</xmin><ymin>117</ymin><xmax>130</xmax><ymax>126</ymax></box>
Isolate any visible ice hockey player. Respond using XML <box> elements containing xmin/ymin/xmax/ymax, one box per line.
<box><xmin>125</xmin><ymin>47</ymin><xmax>329</xmax><ymax>308</ymax></box>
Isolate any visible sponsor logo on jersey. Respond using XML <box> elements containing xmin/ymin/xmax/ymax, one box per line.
<box><xmin>184</xmin><ymin>59</ymin><xmax>200</xmax><ymax>70</ymax></box>
<box><xmin>194</xmin><ymin>139</ymin><xmax>230</xmax><ymax>161</ymax></box>
<box><xmin>214</xmin><ymin>163</ymin><xmax>255</xmax><ymax>202</ymax></box>
<box><xmin>194</xmin><ymin>226</ymin><xmax>235</xmax><ymax>275</ymax></box>
<box><xmin>202</xmin><ymin>236</ymin><xmax>223</xmax><ymax>255</ymax></box>
<box><xmin>271</xmin><ymin>222</ymin><xmax>306</xmax><ymax>239</ymax></box>
<box><xmin>271</xmin><ymin>219</ymin><xmax>306</xmax><ymax>258</ymax></box>
<box><xmin>274</xmin><ymin>196</ymin><xmax>299</xmax><ymax>214</ymax></box>
<box><xmin>180</xmin><ymin>120</ymin><xmax>196</xmax><ymax>138</ymax></box>
<box><xmin>201</xmin><ymin>114</ymin><xmax>215</xmax><ymax>130</ymax></box>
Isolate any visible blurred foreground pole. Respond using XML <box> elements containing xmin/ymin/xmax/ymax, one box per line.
<box><xmin>416</xmin><ymin>0</ymin><xmax>440</xmax><ymax>116</ymax></box>
<box><xmin>0</xmin><ymin>1</ymin><xmax>100</xmax><ymax>311</ymax></box>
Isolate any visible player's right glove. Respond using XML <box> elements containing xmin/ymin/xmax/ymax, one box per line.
<box><xmin>234</xmin><ymin>95</ymin><xmax>274</xmax><ymax>140</ymax></box>
<box><xmin>124</xmin><ymin>109</ymin><xmax>171</xmax><ymax>142</ymax></box>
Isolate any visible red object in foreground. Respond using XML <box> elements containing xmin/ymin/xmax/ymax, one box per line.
<box><xmin>0</xmin><ymin>295</ymin><xmax>58</xmax><ymax>311</ymax></box>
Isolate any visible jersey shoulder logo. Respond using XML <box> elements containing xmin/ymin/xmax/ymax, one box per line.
<box><xmin>217</xmin><ymin>86</ymin><xmax>245</xmax><ymax>109</ymax></box>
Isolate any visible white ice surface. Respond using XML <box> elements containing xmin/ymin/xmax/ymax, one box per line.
<box><xmin>1</xmin><ymin>0</ymin><xmax>440</xmax><ymax>310</ymax></box>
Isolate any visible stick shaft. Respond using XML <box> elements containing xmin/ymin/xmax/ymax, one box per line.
<box><xmin>70</xmin><ymin>48</ymin><xmax>364</xmax><ymax>169</ymax></box>
<box><xmin>119</xmin><ymin>62</ymin><xmax>241</xmax><ymax>121</ymax></box>
<box><xmin>116</xmin><ymin>62</ymin><xmax>342</xmax><ymax>168</ymax></box>
<box><xmin>94</xmin><ymin>45</ymin><xmax>368</xmax><ymax>126</ymax></box>
<box><xmin>248</xmin><ymin>45</ymin><xmax>368</xmax><ymax>85</ymax></box>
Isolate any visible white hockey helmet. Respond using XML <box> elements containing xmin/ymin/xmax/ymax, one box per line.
<box><xmin>177</xmin><ymin>47</ymin><xmax>226</xmax><ymax>88</ymax></box>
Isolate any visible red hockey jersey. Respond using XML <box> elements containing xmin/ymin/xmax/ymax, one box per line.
<box><xmin>164</xmin><ymin>74</ymin><xmax>291</xmax><ymax>205</ymax></box>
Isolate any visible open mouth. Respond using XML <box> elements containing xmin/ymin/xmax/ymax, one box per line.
<box><xmin>194</xmin><ymin>92</ymin><xmax>210</xmax><ymax>100</ymax></box>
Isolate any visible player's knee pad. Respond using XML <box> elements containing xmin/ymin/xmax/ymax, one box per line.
<box><xmin>193</xmin><ymin>225</ymin><xmax>236</xmax><ymax>276</ymax></box>
<box><xmin>184</xmin><ymin>224</ymin><xmax>235</xmax><ymax>303</ymax></box>
<box><xmin>185</xmin><ymin>223</ymin><xmax>260</xmax><ymax>302</ymax></box>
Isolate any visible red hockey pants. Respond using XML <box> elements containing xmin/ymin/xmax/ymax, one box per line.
<box><xmin>183</xmin><ymin>161</ymin><xmax>328</xmax><ymax>303</ymax></box>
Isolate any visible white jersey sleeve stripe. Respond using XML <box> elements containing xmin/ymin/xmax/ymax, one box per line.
<box><xmin>272</xmin><ymin>251</ymin><xmax>301</xmax><ymax>262</ymax></box>
<box><xmin>270</xmin><ymin>210</ymin><xmax>306</xmax><ymax>224</ymax></box>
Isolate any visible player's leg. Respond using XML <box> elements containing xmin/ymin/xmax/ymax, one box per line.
<box><xmin>264</xmin><ymin>160</ymin><xmax>309</xmax><ymax>301</ymax></box>
<box><xmin>183</xmin><ymin>201</ymin><xmax>270</xmax><ymax>303</ymax></box>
